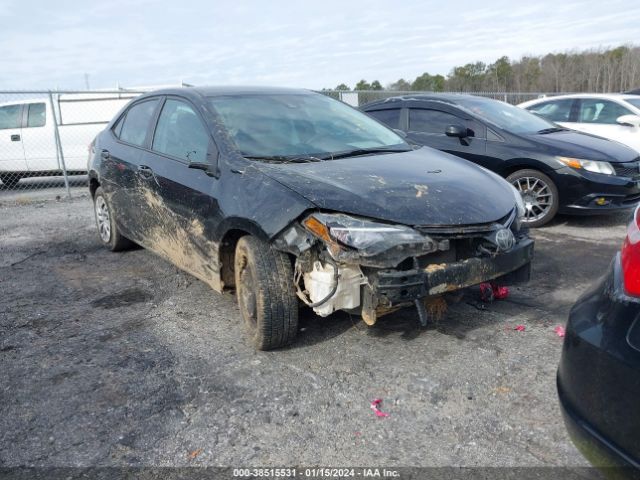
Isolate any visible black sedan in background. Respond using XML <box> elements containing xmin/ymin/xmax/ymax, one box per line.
<box><xmin>558</xmin><ymin>205</ymin><xmax>640</xmax><ymax>473</ymax></box>
<box><xmin>88</xmin><ymin>87</ymin><xmax>533</xmax><ymax>350</ymax></box>
<box><xmin>363</xmin><ymin>94</ymin><xmax>640</xmax><ymax>227</ymax></box>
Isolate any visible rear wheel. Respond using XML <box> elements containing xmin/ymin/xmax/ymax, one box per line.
<box><xmin>507</xmin><ymin>169</ymin><xmax>559</xmax><ymax>228</ymax></box>
<box><xmin>0</xmin><ymin>174</ymin><xmax>21</xmax><ymax>188</ymax></box>
<box><xmin>235</xmin><ymin>236</ymin><xmax>298</xmax><ymax>350</ymax></box>
<box><xmin>93</xmin><ymin>186</ymin><xmax>133</xmax><ymax>251</ymax></box>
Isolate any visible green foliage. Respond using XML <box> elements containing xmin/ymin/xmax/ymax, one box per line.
<box><xmin>355</xmin><ymin>79</ymin><xmax>371</xmax><ymax>90</ymax></box>
<box><xmin>332</xmin><ymin>44</ymin><xmax>640</xmax><ymax>93</ymax></box>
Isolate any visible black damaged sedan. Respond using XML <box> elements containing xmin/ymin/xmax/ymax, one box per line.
<box><xmin>88</xmin><ymin>87</ymin><xmax>533</xmax><ymax>349</ymax></box>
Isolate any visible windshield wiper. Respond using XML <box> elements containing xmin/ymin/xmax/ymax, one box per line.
<box><xmin>319</xmin><ymin>147</ymin><xmax>412</xmax><ymax>160</ymax></box>
<box><xmin>537</xmin><ymin>127</ymin><xmax>568</xmax><ymax>134</ymax></box>
<box><xmin>243</xmin><ymin>155</ymin><xmax>324</xmax><ymax>164</ymax></box>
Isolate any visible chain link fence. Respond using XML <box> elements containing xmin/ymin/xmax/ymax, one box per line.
<box><xmin>0</xmin><ymin>88</ymin><xmax>564</xmax><ymax>203</ymax></box>
<box><xmin>0</xmin><ymin>90</ymin><xmax>148</xmax><ymax>202</ymax></box>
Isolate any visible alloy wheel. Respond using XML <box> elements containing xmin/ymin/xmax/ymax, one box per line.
<box><xmin>512</xmin><ymin>176</ymin><xmax>554</xmax><ymax>223</ymax></box>
<box><xmin>95</xmin><ymin>196</ymin><xmax>111</xmax><ymax>243</ymax></box>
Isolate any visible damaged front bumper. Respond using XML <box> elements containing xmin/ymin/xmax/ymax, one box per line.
<box><xmin>371</xmin><ymin>237</ymin><xmax>534</xmax><ymax>304</ymax></box>
<box><xmin>275</xmin><ymin>210</ymin><xmax>534</xmax><ymax>325</ymax></box>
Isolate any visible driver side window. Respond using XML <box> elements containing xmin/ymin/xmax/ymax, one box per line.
<box><xmin>577</xmin><ymin>99</ymin><xmax>632</xmax><ymax>124</ymax></box>
<box><xmin>152</xmin><ymin>99</ymin><xmax>210</xmax><ymax>162</ymax></box>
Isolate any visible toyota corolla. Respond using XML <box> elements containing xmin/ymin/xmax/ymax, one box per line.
<box><xmin>88</xmin><ymin>87</ymin><xmax>534</xmax><ymax>349</ymax></box>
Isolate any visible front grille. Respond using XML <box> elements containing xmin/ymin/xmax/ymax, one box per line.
<box><xmin>415</xmin><ymin>208</ymin><xmax>516</xmax><ymax>238</ymax></box>
<box><xmin>613</xmin><ymin>160</ymin><xmax>640</xmax><ymax>180</ymax></box>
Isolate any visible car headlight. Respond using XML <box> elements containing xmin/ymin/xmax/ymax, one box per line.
<box><xmin>556</xmin><ymin>156</ymin><xmax>615</xmax><ymax>175</ymax></box>
<box><xmin>303</xmin><ymin>213</ymin><xmax>434</xmax><ymax>257</ymax></box>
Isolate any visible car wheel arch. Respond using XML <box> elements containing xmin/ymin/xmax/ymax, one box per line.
<box><xmin>217</xmin><ymin>222</ymin><xmax>278</xmax><ymax>290</ymax></box>
<box><xmin>89</xmin><ymin>177</ymin><xmax>100</xmax><ymax>199</ymax></box>
<box><xmin>500</xmin><ymin>158</ymin><xmax>557</xmax><ymax>178</ymax></box>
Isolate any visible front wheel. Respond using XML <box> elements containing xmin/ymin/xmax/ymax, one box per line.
<box><xmin>507</xmin><ymin>169</ymin><xmax>559</xmax><ymax>228</ymax></box>
<box><xmin>234</xmin><ymin>236</ymin><xmax>298</xmax><ymax>350</ymax></box>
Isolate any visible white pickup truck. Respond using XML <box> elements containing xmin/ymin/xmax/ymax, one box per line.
<box><xmin>0</xmin><ymin>92</ymin><xmax>139</xmax><ymax>187</ymax></box>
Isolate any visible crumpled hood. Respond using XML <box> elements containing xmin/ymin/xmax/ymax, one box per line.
<box><xmin>254</xmin><ymin>147</ymin><xmax>516</xmax><ymax>226</ymax></box>
<box><xmin>526</xmin><ymin>130</ymin><xmax>638</xmax><ymax>163</ymax></box>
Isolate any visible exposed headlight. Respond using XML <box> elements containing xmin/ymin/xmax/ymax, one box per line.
<box><xmin>556</xmin><ymin>156</ymin><xmax>615</xmax><ymax>175</ymax></box>
<box><xmin>303</xmin><ymin>213</ymin><xmax>433</xmax><ymax>257</ymax></box>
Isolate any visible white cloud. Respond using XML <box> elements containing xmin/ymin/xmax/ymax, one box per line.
<box><xmin>0</xmin><ymin>0</ymin><xmax>638</xmax><ymax>90</ymax></box>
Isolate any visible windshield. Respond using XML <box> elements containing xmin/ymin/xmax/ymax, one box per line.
<box><xmin>625</xmin><ymin>98</ymin><xmax>640</xmax><ymax>110</ymax></box>
<box><xmin>457</xmin><ymin>97</ymin><xmax>559</xmax><ymax>134</ymax></box>
<box><xmin>208</xmin><ymin>93</ymin><xmax>408</xmax><ymax>159</ymax></box>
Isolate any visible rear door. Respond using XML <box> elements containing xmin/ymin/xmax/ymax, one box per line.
<box><xmin>138</xmin><ymin>96</ymin><xmax>223</xmax><ymax>287</ymax></box>
<box><xmin>405</xmin><ymin>105</ymin><xmax>491</xmax><ymax>168</ymax></box>
<box><xmin>20</xmin><ymin>102</ymin><xmax>58</xmax><ymax>173</ymax></box>
<box><xmin>100</xmin><ymin>97</ymin><xmax>161</xmax><ymax>243</ymax></box>
<box><xmin>0</xmin><ymin>103</ymin><xmax>26</xmax><ymax>177</ymax></box>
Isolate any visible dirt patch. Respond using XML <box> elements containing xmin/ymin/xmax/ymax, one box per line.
<box><xmin>90</xmin><ymin>288</ymin><xmax>153</xmax><ymax>309</ymax></box>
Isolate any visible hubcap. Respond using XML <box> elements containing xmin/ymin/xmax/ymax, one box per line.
<box><xmin>512</xmin><ymin>176</ymin><xmax>553</xmax><ymax>223</ymax></box>
<box><xmin>95</xmin><ymin>196</ymin><xmax>111</xmax><ymax>243</ymax></box>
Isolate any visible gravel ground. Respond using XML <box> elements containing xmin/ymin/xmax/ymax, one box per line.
<box><xmin>0</xmin><ymin>193</ymin><xmax>631</xmax><ymax>469</ymax></box>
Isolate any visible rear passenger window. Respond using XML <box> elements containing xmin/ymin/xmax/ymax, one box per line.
<box><xmin>152</xmin><ymin>99</ymin><xmax>210</xmax><ymax>162</ymax></box>
<box><xmin>119</xmin><ymin>99</ymin><xmax>159</xmax><ymax>146</ymax></box>
<box><xmin>409</xmin><ymin>109</ymin><xmax>460</xmax><ymax>134</ymax></box>
<box><xmin>27</xmin><ymin>103</ymin><xmax>46</xmax><ymax>127</ymax></box>
<box><xmin>0</xmin><ymin>104</ymin><xmax>22</xmax><ymax>130</ymax></box>
<box><xmin>367</xmin><ymin>109</ymin><xmax>401</xmax><ymax>129</ymax></box>
<box><xmin>527</xmin><ymin>99</ymin><xmax>573</xmax><ymax>122</ymax></box>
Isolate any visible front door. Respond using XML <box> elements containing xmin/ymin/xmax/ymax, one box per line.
<box><xmin>572</xmin><ymin>98</ymin><xmax>640</xmax><ymax>152</ymax></box>
<box><xmin>139</xmin><ymin>97</ymin><xmax>224</xmax><ymax>290</ymax></box>
<box><xmin>20</xmin><ymin>102</ymin><xmax>58</xmax><ymax>173</ymax></box>
<box><xmin>0</xmin><ymin>103</ymin><xmax>26</xmax><ymax>180</ymax></box>
<box><xmin>406</xmin><ymin>107</ymin><xmax>491</xmax><ymax>168</ymax></box>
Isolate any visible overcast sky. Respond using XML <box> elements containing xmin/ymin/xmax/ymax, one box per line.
<box><xmin>1</xmin><ymin>0</ymin><xmax>638</xmax><ymax>90</ymax></box>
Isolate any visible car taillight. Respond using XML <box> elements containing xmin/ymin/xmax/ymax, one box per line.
<box><xmin>621</xmin><ymin>206</ymin><xmax>640</xmax><ymax>296</ymax></box>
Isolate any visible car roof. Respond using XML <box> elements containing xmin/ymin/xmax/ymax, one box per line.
<box><xmin>362</xmin><ymin>93</ymin><xmax>493</xmax><ymax>110</ymax></box>
<box><xmin>521</xmin><ymin>93</ymin><xmax>640</xmax><ymax>105</ymax></box>
<box><xmin>136</xmin><ymin>85</ymin><xmax>314</xmax><ymax>101</ymax></box>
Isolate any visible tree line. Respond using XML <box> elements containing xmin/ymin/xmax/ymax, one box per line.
<box><xmin>327</xmin><ymin>44</ymin><xmax>640</xmax><ymax>93</ymax></box>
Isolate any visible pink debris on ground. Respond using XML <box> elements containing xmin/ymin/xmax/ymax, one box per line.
<box><xmin>479</xmin><ymin>282</ymin><xmax>510</xmax><ymax>301</ymax></box>
<box><xmin>554</xmin><ymin>326</ymin><xmax>566</xmax><ymax>337</ymax></box>
<box><xmin>492</xmin><ymin>283</ymin><xmax>509</xmax><ymax>299</ymax></box>
<box><xmin>514</xmin><ymin>325</ymin><xmax>526</xmax><ymax>331</ymax></box>
<box><xmin>370</xmin><ymin>398</ymin><xmax>390</xmax><ymax>418</ymax></box>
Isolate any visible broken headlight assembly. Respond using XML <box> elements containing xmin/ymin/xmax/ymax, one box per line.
<box><xmin>556</xmin><ymin>156</ymin><xmax>615</xmax><ymax>175</ymax></box>
<box><xmin>302</xmin><ymin>213</ymin><xmax>438</xmax><ymax>259</ymax></box>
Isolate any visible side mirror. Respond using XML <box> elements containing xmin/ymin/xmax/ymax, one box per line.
<box><xmin>445</xmin><ymin>124</ymin><xmax>468</xmax><ymax>138</ymax></box>
<box><xmin>187</xmin><ymin>141</ymin><xmax>220</xmax><ymax>177</ymax></box>
<box><xmin>616</xmin><ymin>114</ymin><xmax>640</xmax><ymax>128</ymax></box>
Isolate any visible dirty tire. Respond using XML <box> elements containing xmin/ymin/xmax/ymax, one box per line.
<box><xmin>1</xmin><ymin>174</ymin><xmax>20</xmax><ymax>188</ymax></box>
<box><xmin>235</xmin><ymin>236</ymin><xmax>298</xmax><ymax>350</ymax></box>
<box><xmin>93</xmin><ymin>186</ymin><xmax>133</xmax><ymax>252</ymax></box>
<box><xmin>507</xmin><ymin>169</ymin><xmax>559</xmax><ymax>228</ymax></box>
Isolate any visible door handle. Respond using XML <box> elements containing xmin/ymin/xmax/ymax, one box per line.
<box><xmin>10</xmin><ymin>134</ymin><xmax>20</xmax><ymax>142</ymax></box>
<box><xmin>101</xmin><ymin>149</ymin><xmax>110</xmax><ymax>160</ymax></box>
<box><xmin>137</xmin><ymin>165</ymin><xmax>154</xmax><ymax>179</ymax></box>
